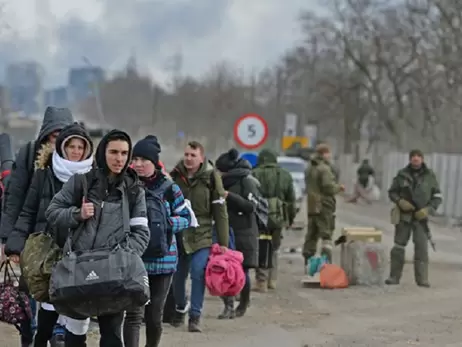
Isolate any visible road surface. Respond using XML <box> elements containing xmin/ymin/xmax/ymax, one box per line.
<box><xmin>1</xmin><ymin>199</ymin><xmax>461</xmax><ymax>346</ymax></box>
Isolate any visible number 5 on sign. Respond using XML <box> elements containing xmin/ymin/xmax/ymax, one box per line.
<box><xmin>234</xmin><ymin>114</ymin><xmax>268</xmax><ymax>150</ymax></box>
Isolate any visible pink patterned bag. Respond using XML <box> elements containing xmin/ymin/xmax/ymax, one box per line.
<box><xmin>0</xmin><ymin>260</ymin><xmax>32</xmax><ymax>330</ymax></box>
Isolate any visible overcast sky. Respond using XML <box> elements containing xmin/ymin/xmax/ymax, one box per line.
<box><xmin>0</xmin><ymin>0</ymin><xmax>319</xmax><ymax>88</ymax></box>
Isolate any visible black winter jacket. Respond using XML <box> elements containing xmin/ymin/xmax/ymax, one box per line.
<box><xmin>5</xmin><ymin>143</ymin><xmax>64</xmax><ymax>255</ymax></box>
<box><xmin>0</xmin><ymin>107</ymin><xmax>73</xmax><ymax>242</ymax></box>
<box><xmin>221</xmin><ymin>159</ymin><xmax>260</xmax><ymax>268</ymax></box>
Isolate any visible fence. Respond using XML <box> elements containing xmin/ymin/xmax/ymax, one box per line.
<box><xmin>337</xmin><ymin>151</ymin><xmax>462</xmax><ymax>221</ymax></box>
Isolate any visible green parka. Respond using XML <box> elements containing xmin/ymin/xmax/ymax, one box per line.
<box><xmin>170</xmin><ymin>160</ymin><xmax>229</xmax><ymax>253</ymax></box>
<box><xmin>388</xmin><ymin>164</ymin><xmax>442</xmax><ymax>223</ymax></box>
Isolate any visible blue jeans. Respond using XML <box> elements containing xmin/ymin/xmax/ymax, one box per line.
<box><xmin>173</xmin><ymin>247</ymin><xmax>210</xmax><ymax>318</ymax></box>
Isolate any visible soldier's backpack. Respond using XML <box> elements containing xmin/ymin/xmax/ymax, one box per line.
<box><xmin>143</xmin><ymin>179</ymin><xmax>174</xmax><ymax>258</ymax></box>
<box><xmin>265</xmin><ymin>171</ymin><xmax>285</xmax><ymax>230</ymax></box>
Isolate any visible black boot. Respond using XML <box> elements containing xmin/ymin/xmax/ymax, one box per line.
<box><xmin>64</xmin><ymin>329</ymin><xmax>87</xmax><ymax>347</ymax></box>
<box><xmin>385</xmin><ymin>246</ymin><xmax>405</xmax><ymax>285</ymax></box>
<box><xmin>236</xmin><ymin>280</ymin><xmax>250</xmax><ymax>317</ymax></box>
<box><xmin>218</xmin><ymin>297</ymin><xmax>235</xmax><ymax>319</ymax></box>
<box><xmin>414</xmin><ymin>261</ymin><xmax>430</xmax><ymax>288</ymax></box>
<box><xmin>188</xmin><ymin>316</ymin><xmax>202</xmax><ymax>333</ymax></box>
<box><xmin>170</xmin><ymin>308</ymin><xmax>186</xmax><ymax>328</ymax></box>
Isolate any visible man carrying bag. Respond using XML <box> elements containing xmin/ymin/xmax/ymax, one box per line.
<box><xmin>45</xmin><ymin>130</ymin><xmax>150</xmax><ymax>347</ymax></box>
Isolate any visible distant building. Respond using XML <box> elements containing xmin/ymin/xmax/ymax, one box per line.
<box><xmin>5</xmin><ymin>62</ymin><xmax>45</xmax><ymax>116</ymax></box>
<box><xmin>45</xmin><ymin>87</ymin><xmax>69</xmax><ymax>108</ymax></box>
<box><xmin>68</xmin><ymin>67</ymin><xmax>105</xmax><ymax>105</ymax></box>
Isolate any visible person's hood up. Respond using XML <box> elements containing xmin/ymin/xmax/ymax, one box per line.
<box><xmin>55</xmin><ymin>122</ymin><xmax>94</xmax><ymax>160</ymax></box>
<box><xmin>257</xmin><ymin>149</ymin><xmax>278</xmax><ymax>166</ymax></box>
<box><xmin>95</xmin><ymin>129</ymin><xmax>132</xmax><ymax>177</ymax></box>
<box><xmin>221</xmin><ymin>158</ymin><xmax>252</xmax><ymax>189</ymax></box>
<box><xmin>37</xmin><ymin>107</ymin><xmax>74</xmax><ymax>144</ymax></box>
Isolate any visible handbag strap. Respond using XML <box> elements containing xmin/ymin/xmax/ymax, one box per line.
<box><xmin>1</xmin><ymin>259</ymin><xmax>20</xmax><ymax>284</ymax></box>
<box><xmin>121</xmin><ymin>185</ymin><xmax>132</xmax><ymax>247</ymax></box>
<box><xmin>67</xmin><ymin>173</ymin><xmax>89</xmax><ymax>252</ymax></box>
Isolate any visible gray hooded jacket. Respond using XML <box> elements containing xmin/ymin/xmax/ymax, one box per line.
<box><xmin>0</xmin><ymin>107</ymin><xmax>73</xmax><ymax>241</ymax></box>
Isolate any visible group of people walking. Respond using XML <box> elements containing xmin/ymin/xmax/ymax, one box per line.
<box><xmin>0</xmin><ymin>107</ymin><xmax>297</xmax><ymax>347</ymax></box>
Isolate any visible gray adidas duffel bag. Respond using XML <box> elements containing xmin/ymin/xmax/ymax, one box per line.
<box><xmin>49</xmin><ymin>244</ymin><xmax>149</xmax><ymax>319</ymax></box>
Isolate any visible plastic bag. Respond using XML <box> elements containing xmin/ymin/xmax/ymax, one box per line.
<box><xmin>319</xmin><ymin>264</ymin><xmax>349</xmax><ymax>289</ymax></box>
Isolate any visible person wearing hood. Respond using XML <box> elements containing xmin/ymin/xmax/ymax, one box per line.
<box><xmin>215</xmin><ymin>148</ymin><xmax>260</xmax><ymax>318</ymax></box>
<box><xmin>0</xmin><ymin>106</ymin><xmax>73</xmax><ymax>347</ymax></box>
<box><xmin>252</xmin><ymin>149</ymin><xmax>296</xmax><ymax>292</ymax></box>
<box><xmin>169</xmin><ymin>141</ymin><xmax>229</xmax><ymax>333</ymax></box>
<box><xmin>45</xmin><ymin>130</ymin><xmax>150</xmax><ymax>347</ymax></box>
<box><xmin>5</xmin><ymin>122</ymin><xmax>94</xmax><ymax>347</ymax></box>
<box><xmin>348</xmin><ymin>158</ymin><xmax>375</xmax><ymax>204</ymax></box>
<box><xmin>123</xmin><ymin>135</ymin><xmax>192</xmax><ymax>347</ymax></box>
<box><xmin>303</xmin><ymin>144</ymin><xmax>345</xmax><ymax>265</ymax></box>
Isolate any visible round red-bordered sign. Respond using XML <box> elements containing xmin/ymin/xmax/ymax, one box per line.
<box><xmin>234</xmin><ymin>113</ymin><xmax>268</xmax><ymax>149</ymax></box>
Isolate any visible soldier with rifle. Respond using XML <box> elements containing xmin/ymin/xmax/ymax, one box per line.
<box><xmin>386</xmin><ymin>149</ymin><xmax>442</xmax><ymax>287</ymax></box>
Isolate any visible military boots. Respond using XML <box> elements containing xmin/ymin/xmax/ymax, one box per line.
<box><xmin>385</xmin><ymin>247</ymin><xmax>405</xmax><ymax>285</ymax></box>
<box><xmin>414</xmin><ymin>261</ymin><xmax>430</xmax><ymax>288</ymax></box>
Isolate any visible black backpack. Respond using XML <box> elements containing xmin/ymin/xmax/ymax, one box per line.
<box><xmin>143</xmin><ymin>180</ymin><xmax>174</xmax><ymax>258</ymax></box>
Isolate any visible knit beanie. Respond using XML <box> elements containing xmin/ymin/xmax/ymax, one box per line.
<box><xmin>132</xmin><ymin>135</ymin><xmax>161</xmax><ymax>164</ymax></box>
<box><xmin>409</xmin><ymin>149</ymin><xmax>424</xmax><ymax>159</ymax></box>
<box><xmin>215</xmin><ymin>148</ymin><xmax>240</xmax><ymax>172</ymax></box>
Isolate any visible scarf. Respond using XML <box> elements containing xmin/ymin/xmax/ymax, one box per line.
<box><xmin>52</xmin><ymin>151</ymin><xmax>93</xmax><ymax>183</ymax></box>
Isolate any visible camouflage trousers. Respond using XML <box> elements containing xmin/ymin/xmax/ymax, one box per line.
<box><xmin>303</xmin><ymin>212</ymin><xmax>335</xmax><ymax>262</ymax></box>
<box><xmin>389</xmin><ymin>220</ymin><xmax>429</xmax><ymax>284</ymax></box>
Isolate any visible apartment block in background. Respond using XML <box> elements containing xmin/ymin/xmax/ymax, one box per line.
<box><xmin>68</xmin><ymin>66</ymin><xmax>105</xmax><ymax>105</ymax></box>
<box><xmin>5</xmin><ymin>62</ymin><xmax>45</xmax><ymax>116</ymax></box>
<box><xmin>45</xmin><ymin>86</ymin><xmax>69</xmax><ymax>108</ymax></box>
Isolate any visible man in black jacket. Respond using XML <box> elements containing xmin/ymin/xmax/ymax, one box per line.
<box><xmin>0</xmin><ymin>106</ymin><xmax>73</xmax><ymax>347</ymax></box>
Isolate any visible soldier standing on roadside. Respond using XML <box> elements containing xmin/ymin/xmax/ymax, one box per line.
<box><xmin>303</xmin><ymin>144</ymin><xmax>344</xmax><ymax>264</ymax></box>
<box><xmin>386</xmin><ymin>149</ymin><xmax>442</xmax><ymax>287</ymax></box>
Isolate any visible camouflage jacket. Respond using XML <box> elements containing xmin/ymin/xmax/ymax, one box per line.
<box><xmin>305</xmin><ymin>155</ymin><xmax>342</xmax><ymax>215</ymax></box>
<box><xmin>252</xmin><ymin>149</ymin><xmax>296</xmax><ymax>226</ymax></box>
<box><xmin>388</xmin><ymin>164</ymin><xmax>442</xmax><ymax>222</ymax></box>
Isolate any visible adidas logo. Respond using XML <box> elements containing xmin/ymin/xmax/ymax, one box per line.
<box><xmin>85</xmin><ymin>271</ymin><xmax>99</xmax><ymax>281</ymax></box>
<box><xmin>143</xmin><ymin>276</ymin><xmax>149</xmax><ymax>287</ymax></box>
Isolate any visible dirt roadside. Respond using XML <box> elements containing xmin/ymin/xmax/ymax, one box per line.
<box><xmin>0</xmin><ymin>200</ymin><xmax>461</xmax><ymax>346</ymax></box>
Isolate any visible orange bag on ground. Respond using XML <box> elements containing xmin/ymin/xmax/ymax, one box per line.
<box><xmin>319</xmin><ymin>264</ymin><xmax>349</xmax><ymax>289</ymax></box>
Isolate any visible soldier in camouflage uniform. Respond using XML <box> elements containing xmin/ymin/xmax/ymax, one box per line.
<box><xmin>252</xmin><ymin>149</ymin><xmax>296</xmax><ymax>292</ymax></box>
<box><xmin>303</xmin><ymin>144</ymin><xmax>344</xmax><ymax>263</ymax></box>
<box><xmin>386</xmin><ymin>149</ymin><xmax>442</xmax><ymax>287</ymax></box>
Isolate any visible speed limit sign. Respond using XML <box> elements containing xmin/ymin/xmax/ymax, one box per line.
<box><xmin>234</xmin><ymin>113</ymin><xmax>268</xmax><ymax>149</ymax></box>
